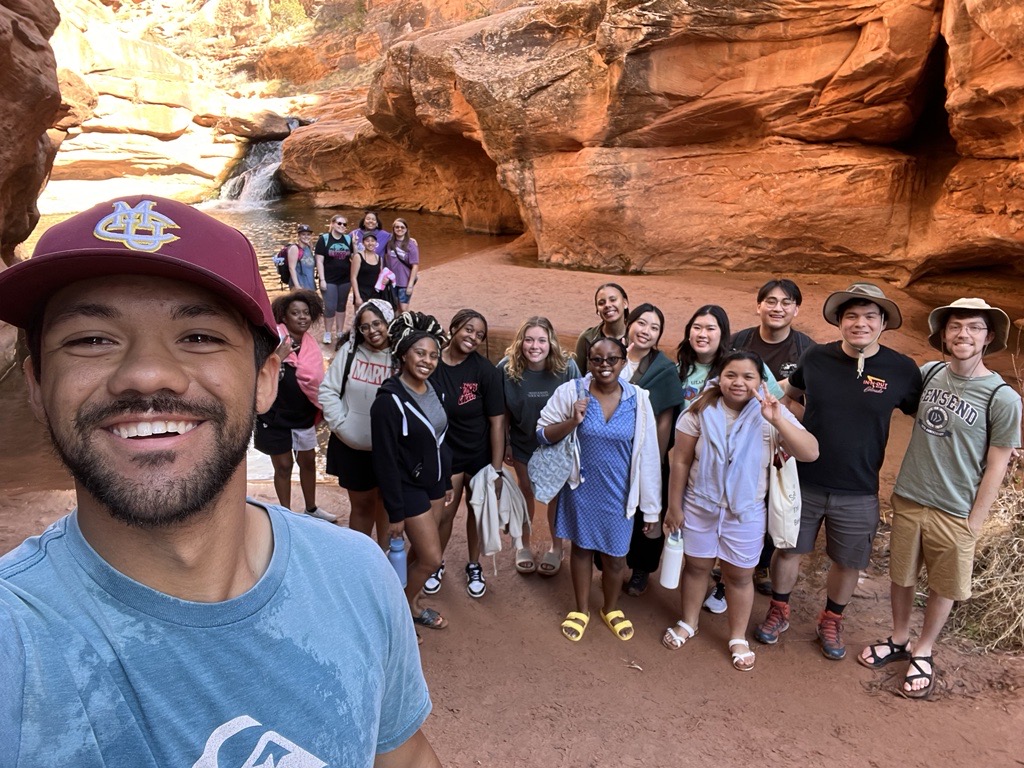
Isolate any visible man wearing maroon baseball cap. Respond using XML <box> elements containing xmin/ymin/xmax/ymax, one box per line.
<box><xmin>0</xmin><ymin>197</ymin><xmax>439</xmax><ymax>766</ymax></box>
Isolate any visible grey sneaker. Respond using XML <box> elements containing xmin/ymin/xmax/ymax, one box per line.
<box><xmin>702</xmin><ymin>580</ymin><xmax>727</xmax><ymax>614</ymax></box>
<box><xmin>423</xmin><ymin>561</ymin><xmax>444</xmax><ymax>595</ymax></box>
<box><xmin>306</xmin><ymin>507</ymin><xmax>337</xmax><ymax>523</ymax></box>
<box><xmin>466</xmin><ymin>562</ymin><xmax>486</xmax><ymax>598</ymax></box>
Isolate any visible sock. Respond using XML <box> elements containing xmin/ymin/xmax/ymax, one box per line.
<box><xmin>825</xmin><ymin>598</ymin><xmax>845</xmax><ymax>615</ymax></box>
<box><xmin>772</xmin><ymin>591</ymin><xmax>791</xmax><ymax>604</ymax></box>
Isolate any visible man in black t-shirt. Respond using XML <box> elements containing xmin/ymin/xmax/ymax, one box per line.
<box><xmin>754</xmin><ymin>283</ymin><xmax>921</xmax><ymax>662</ymax></box>
<box><xmin>731</xmin><ymin>278</ymin><xmax>815</xmax><ymax>383</ymax></box>
<box><xmin>730</xmin><ymin>279</ymin><xmax>816</xmax><ymax>595</ymax></box>
<box><xmin>315</xmin><ymin>214</ymin><xmax>354</xmax><ymax>344</ymax></box>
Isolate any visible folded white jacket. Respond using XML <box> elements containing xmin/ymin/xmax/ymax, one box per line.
<box><xmin>469</xmin><ymin>465</ymin><xmax>530</xmax><ymax>558</ymax></box>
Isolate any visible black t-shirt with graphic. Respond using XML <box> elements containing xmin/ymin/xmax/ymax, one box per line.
<box><xmin>431</xmin><ymin>352</ymin><xmax>505</xmax><ymax>474</ymax></box>
<box><xmin>789</xmin><ymin>341</ymin><xmax>921</xmax><ymax>494</ymax></box>
<box><xmin>315</xmin><ymin>233</ymin><xmax>353</xmax><ymax>284</ymax></box>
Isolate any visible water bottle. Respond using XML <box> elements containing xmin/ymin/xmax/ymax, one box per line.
<box><xmin>388</xmin><ymin>537</ymin><xmax>407</xmax><ymax>587</ymax></box>
<box><xmin>658</xmin><ymin>531</ymin><xmax>684</xmax><ymax>590</ymax></box>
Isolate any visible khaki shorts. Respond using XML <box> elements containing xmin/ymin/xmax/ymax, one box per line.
<box><xmin>889</xmin><ymin>493</ymin><xmax>977</xmax><ymax>601</ymax></box>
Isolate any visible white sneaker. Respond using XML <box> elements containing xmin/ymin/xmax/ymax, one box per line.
<box><xmin>322</xmin><ymin>332</ymin><xmax>332</xmax><ymax>345</ymax></box>
<box><xmin>466</xmin><ymin>562</ymin><xmax>486</xmax><ymax>598</ymax></box>
<box><xmin>306</xmin><ymin>507</ymin><xmax>338</xmax><ymax>523</ymax></box>
<box><xmin>703</xmin><ymin>580</ymin><xmax>727</xmax><ymax>614</ymax></box>
<box><xmin>423</xmin><ymin>561</ymin><xmax>445</xmax><ymax>595</ymax></box>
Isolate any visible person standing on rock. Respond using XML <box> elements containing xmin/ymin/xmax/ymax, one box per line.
<box><xmin>858</xmin><ymin>298</ymin><xmax>1021</xmax><ymax>699</ymax></box>
<box><xmin>315</xmin><ymin>213</ymin><xmax>355</xmax><ymax>345</ymax></box>
<box><xmin>0</xmin><ymin>196</ymin><xmax>440</xmax><ymax>767</ymax></box>
<box><xmin>755</xmin><ymin>282</ymin><xmax>922</xmax><ymax>661</ymax></box>
<box><xmin>731</xmin><ymin>278</ymin><xmax>816</xmax><ymax>594</ymax></box>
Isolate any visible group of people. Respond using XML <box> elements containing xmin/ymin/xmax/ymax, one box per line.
<box><xmin>258</xmin><ymin>267</ymin><xmax>1021</xmax><ymax>699</ymax></box>
<box><xmin>0</xmin><ymin>195</ymin><xmax>1020</xmax><ymax>764</ymax></box>
<box><xmin>282</xmin><ymin>210</ymin><xmax>421</xmax><ymax>343</ymax></box>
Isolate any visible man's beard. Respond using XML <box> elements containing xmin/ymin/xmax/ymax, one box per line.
<box><xmin>48</xmin><ymin>393</ymin><xmax>256</xmax><ymax>528</ymax></box>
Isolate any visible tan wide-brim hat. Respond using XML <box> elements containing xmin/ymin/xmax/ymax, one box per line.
<box><xmin>927</xmin><ymin>297</ymin><xmax>1010</xmax><ymax>355</ymax></box>
<box><xmin>822</xmin><ymin>282</ymin><xmax>902</xmax><ymax>330</ymax></box>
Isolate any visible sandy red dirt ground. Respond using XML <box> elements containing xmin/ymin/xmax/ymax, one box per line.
<box><xmin>2</xmin><ymin>245</ymin><xmax>1023</xmax><ymax>766</ymax></box>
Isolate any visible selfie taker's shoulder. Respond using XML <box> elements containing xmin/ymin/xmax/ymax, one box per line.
<box><xmin>277</xmin><ymin>506</ymin><xmax>390</xmax><ymax>572</ymax></box>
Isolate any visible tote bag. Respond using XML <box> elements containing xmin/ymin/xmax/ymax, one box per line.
<box><xmin>527</xmin><ymin>380</ymin><xmax>585</xmax><ymax>503</ymax></box>
<box><xmin>767</xmin><ymin>427</ymin><xmax>801</xmax><ymax>548</ymax></box>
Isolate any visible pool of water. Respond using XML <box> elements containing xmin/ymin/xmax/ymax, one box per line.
<box><xmin>23</xmin><ymin>198</ymin><xmax>516</xmax><ymax>289</ymax></box>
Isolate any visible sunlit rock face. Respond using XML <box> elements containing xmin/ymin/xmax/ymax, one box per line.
<box><xmin>0</xmin><ymin>1</ymin><xmax>61</xmax><ymax>266</ymax></box>
<box><xmin>342</xmin><ymin>0</ymin><xmax>1023</xmax><ymax>281</ymax></box>
<box><xmin>41</xmin><ymin>0</ymin><xmax>294</xmax><ymax>212</ymax></box>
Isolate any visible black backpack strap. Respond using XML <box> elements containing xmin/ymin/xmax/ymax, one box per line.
<box><xmin>985</xmin><ymin>382</ymin><xmax>1010</xmax><ymax>446</ymax></box>
<box><xmin>920</xmin><ymin>362</ymin><xmax>947</xmax><ymax>390</ymax></box>
<box><xmin>731</xmin><ymin>328</ymin><xmax>754</xmax><ymax>351</ymax></box>
<box><xmin>336</xmin><ymin>345</ymin><xmax>358</xmax><ymax>401</ymax></box>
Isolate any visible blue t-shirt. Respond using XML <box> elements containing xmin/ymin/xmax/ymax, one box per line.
<box><xmin>0</xmin><ymin>502</ymin><xmax>430</xmax><ymax>767</ymax></box>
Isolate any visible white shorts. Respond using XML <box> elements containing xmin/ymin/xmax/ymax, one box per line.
<box><xmin>292</xmin><ymin>426</ymin><xmax>318</xmax><ymax>452</ymax></box>
<box><xmin>682</xmin><ymin>497</ymin><xmax>766</xmax><ymax>569</ymax></box>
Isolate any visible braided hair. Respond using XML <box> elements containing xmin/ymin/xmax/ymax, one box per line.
<box><xmin>388</xmin><ymin>311</ymin><xmax>449</xmax><ymax>359</ymax></box>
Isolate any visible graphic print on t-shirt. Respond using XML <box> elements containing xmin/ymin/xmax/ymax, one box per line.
<box><xmin>458</xmin><ymin>382</ymin><xmax>478</xmax><ymax>406</ymax></box>
<box><xmin>918</xmin><ymin>385</ymin><xmax>980</xmax><ymax>437</ymax></box>
<box><xmin>192</xmin><ymin>715</ymin><xmax>325</xmax><ymax>767</ymax></box>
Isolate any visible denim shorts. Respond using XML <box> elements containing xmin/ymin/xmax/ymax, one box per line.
<box><xmin>396</xmin><ymin>285</ymin><xmax>412</xmax><ymax>305</ymax></box>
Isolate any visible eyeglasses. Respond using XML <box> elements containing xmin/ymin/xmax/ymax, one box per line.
<box><xmin>358</xmin><ymin>320</ymin><xmax>387</xmax><ymax>333</ymax></box>
<box><xmin>947</xmin><ymin>323</ymin><xmax>989</xmax><ymax>335</ymax></box>
<box><xmin>761</xmin><ymin>297</ymin><xmax>796</xmax><ymax>308</ymax></box>
<box><xmin>589</xmin><ymin>356</ymin><xmax>624</xmax><ymax>366</ymax></box>
<box><xmin>333</xmin><ymin>220</ymin><xmax>348</xmax><ymax>227</ymax></box>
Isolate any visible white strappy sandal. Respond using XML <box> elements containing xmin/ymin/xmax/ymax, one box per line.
<box><xmin>662</xmin><ymin>620</ymin><xmax>697</xmax><ymax>650</ymax></box>
<box><xmin>729</xmin><ymin>638</ymin><xmax>756</xmax><ymax>671</ymax></box>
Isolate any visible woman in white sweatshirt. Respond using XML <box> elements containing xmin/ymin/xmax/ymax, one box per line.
<box><xmin>320</xmin><ymin>299</ymin><xmax>396</xmax><ymax>547</ymax></box>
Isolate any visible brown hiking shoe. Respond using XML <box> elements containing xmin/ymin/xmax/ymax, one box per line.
<box><xmin>816</xmin><ymin>610</ymin><xmax>846</xmax><ymax>660</ymax></box>
<box><xmin>754</xmin><ymin>599</ymin><xmax>790</xmax><ymax>645</ymax></box>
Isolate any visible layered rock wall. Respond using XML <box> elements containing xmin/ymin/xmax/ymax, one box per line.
<box><xmin>323</xmin><ymin>0</ymin><xmax>1024</xmax><ymax>281</ymax></box>
<box><xmin>43</xmin><ymin>0</ymin><xmax>294</xmax><ymax>211</ymax></box>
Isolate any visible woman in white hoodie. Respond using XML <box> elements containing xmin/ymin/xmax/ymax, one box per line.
<box><xmin>320</xmin><ymin>299</ymin><xmax>396</xmax><ymax>547</ymax></box>
<box><xmin>537</xmin><ymin>337</ymin><xmax>660</xmax><ymax>644</ymax></box>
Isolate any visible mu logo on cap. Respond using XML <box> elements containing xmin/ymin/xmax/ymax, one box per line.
<box><xmin>93</xmin><ymin>199</ymin><xmax>180</xmax><ymax>253</ymax></box>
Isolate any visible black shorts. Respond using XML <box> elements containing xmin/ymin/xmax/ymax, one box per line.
<box><xmin>254</xmin><ymin>420</ymin><xmax>292</xmax><ymax>455</ymax></box>
<box><xmin>325</xmin><ymin>434</ymin><xmax>378</xmax><ymax>492</ymax></box>
<box><xmin>401</xmin><ymin>477</ymin><xmax>447</xmax><ymax>519</ymax></box>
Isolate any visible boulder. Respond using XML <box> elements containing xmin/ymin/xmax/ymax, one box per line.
<box><xmin>503</xmin><ymin>141</ymin><xmax>916</xmax><ymax>278</ymax></box>
<box><xmin>0</xmin><ymin>0</ymin><xmax>61</xmax><ymax>266</ymax></box>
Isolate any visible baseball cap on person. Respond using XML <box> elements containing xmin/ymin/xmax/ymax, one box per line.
<box><xmin>296</xmin><ymin>223</ymin><xmax>313</xmax><ymax>233</ymax></box>
<box><xmin>0</xmin><ymin>196</ymin><xmax>278</xmax><ymax>341</ymax></box>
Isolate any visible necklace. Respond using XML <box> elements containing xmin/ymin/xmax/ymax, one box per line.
<box><xmin>944</xmin><ymin>358</ymin><xmax>984</xmax><ymax>402</ymax></box>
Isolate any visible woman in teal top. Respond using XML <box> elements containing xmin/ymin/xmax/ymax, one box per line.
<box><xmin>621</xmin><ymin>303</ymin><xmax>687</xmax><ymax>595</ymax></box>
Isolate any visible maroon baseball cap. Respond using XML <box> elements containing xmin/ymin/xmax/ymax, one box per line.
<box><xmin>0</xmin><ymin>196</ymin><xmax>277</xmax><ymax>339</ymax></box>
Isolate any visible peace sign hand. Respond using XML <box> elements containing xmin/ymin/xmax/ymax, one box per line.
<box><xmin>752</xmin><ymin>384</ymin><xmax>781</xmax><ymax>424</ymax></box>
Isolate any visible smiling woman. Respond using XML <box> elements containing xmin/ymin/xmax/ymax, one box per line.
<box><xmin>253</xmin><ymin>289</ymin><xmax>333</xmax><ymax>521</ymax></box>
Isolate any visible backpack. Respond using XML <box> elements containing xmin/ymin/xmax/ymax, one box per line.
<box><xmin>271</xmin><ymin>245</ymin><xmax>293</xmax><ymax>285</ymax></box>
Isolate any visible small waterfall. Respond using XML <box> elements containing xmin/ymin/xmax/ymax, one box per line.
<box><xmin>220</xmin><ymin>140</ymin><xmax>283</xmax><ymax>202</ymax></box>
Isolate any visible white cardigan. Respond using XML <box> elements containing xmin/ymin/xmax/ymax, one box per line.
<box><xmin>536</xmin><ymin>374</ymin><xmax>661</xmax><ymax>523</ymax></box>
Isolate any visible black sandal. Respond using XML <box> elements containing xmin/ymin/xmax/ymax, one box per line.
<box><xmin>900</xmin><ymin>655</ymin><xmax>935</xmax><ymax>700</ymax></box>
<box><xmin>857</xmin><ymin>636</ymin><xmax>911</xmax><ymax>669</ymax></box>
